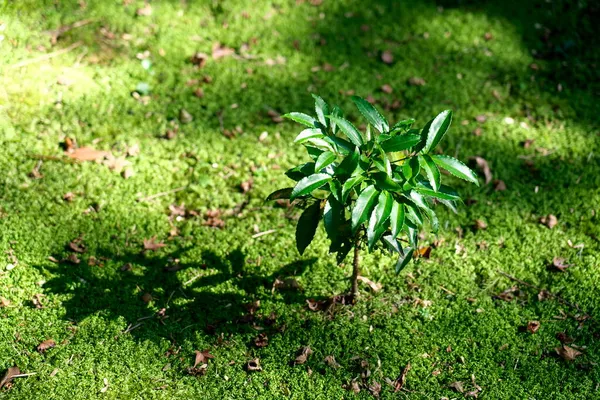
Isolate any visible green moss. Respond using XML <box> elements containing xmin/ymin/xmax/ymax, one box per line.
<box><xmin>0</xmin><ymin>0</ymin><xmax>599</xmax><ymax>398</ymax></box>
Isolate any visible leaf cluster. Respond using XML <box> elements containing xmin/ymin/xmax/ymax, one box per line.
<box><xmin>268</xmin><ymin>95</ymin><xmax>478</xmax><ymax>273</ymax></box>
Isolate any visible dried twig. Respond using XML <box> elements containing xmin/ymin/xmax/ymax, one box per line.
<box><xmin>9</xmin><ymin>41</ymin><xmax>84</xmax><ymax>69</ymax></box>
<box><xmin>251</xmin><ymin>229</ymin><xmax>277</xmax><ymax>239</ymax></box>
<box><xmin>137</xmin><ymin>187</ymin><xmax>186</xmax><ymax>203</ymax></box>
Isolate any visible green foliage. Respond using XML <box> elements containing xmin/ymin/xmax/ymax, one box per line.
<box><xmin>270</xmin><ymin>96</ymin><xmax>478</xmax><ymax>271</ymax></box>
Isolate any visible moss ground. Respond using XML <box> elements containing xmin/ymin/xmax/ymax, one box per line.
<box><xmin>1</xmin><ymin>0</ymin><xmax>599</xmax><ymax>398</ymax></box>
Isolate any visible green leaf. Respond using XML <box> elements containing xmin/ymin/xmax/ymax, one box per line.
<box><xmin>395</xmin><ymin>248</ymin><xmax>414</xmax><ymax>274</ymax></box>
<box><xmin>419</xmin><ymin>154</ymin><xmax>441</xmax><ymax>191</ymax></box>
<box><xmin>323</xmin><ymin>196</ymin><xmax>343</xmax><ymax>242</ymax></box>
<box><xmin>389</xmin><ymin>119</ymin><xmax>415</xmax><ymax>134</ymax></box>
<box><xmin>367</xmin><ymin>191</ymin><xmax>394</xmax><ymax>250</ymax></box>
<box><xmin>285</xmin><ymin>162</ymin><xmax>315</xmax><ymax>181</ymax></box>
<box><xmin>296</xmin><ymin>201</ymin><xmax>321</xmax><ymax>255</ymax></box>
<box><xmin>404</xmin><ymin>219</ymin><xmax>418</xmax><ymax>247</ymax></box>
<box><xmin>294</xmin><ymin>128</ymin><xmax>323</xmax><ymax>143</ymax></box>
<box><xmin>330</xmin><ymin>105</ymin><xmax>343</xmax><ymax>135</ymax></box>
<box><xmin>414</xmin><ymin>183</ymin><xmax>460</xmax><ymax>201</ymax></box>
<box><xmin>409</xmin><ymin>192</ymin><xmax>439</xmax><ymax>233</ymax></box>
<box><xmin>351</xmin><ymin>185</ymin><xmax>379</xmax><ymax>233</ymax></box>
<box><xmin>329</xmin><ymin>179</ymin><xmax>342</xmax><ymax>203</ymax></box>
<box><xmin>336</xmin><ymin>147</ymin><xmax>360</xmax><ymax>177</ymax></box>
<box><xmin>372</xmin><ymin>172</ymin><xmax>402</xmax><ymax>192</ymax></box>
<box><xmin>266</xmin><ymin>187</ymin><xmax>293</xmax><ymax>201</ymax></box>
<box><xmin>402</xmin><ymin>157</ymin><xmax>420</xmax><ymax>181</ymax></box>
<box><xmin>304</xmin><ymin>138</ymin><xmax>335</xmax><ymax>152</ymax></box>
<box><xmin>326</xmin><ymin>116</ymin><xmax>365</xmax><ymax>147</ymax></box>
<box><xmin>422</xmin><ymin>110</ymin><xmax>452</xmax><ymax>153</ymax></box>
<box><xmin>431</xmin><ymin>155</ymin><xmax>479</xmax><ymax>186</ymax></box>
<box><xmin>380</xmin><ymin>134</ymin><xmax>421</xmax><ymax>153</ymax></box>
<box><xmin>342</xmin><ymin>175</ymin><xmax>364</xmax><ymax>202</ymax></box>
<box><xmin>328</xmin><ymin>136</ymin><xmax>353</xmax><ymax>155</ymax></box>
<box><xmin>382</xmin><ymin>235</ymin><xmax>403</xmax><ymax>255</ymax></box>
<box><xmin>312</xmin><ymin>94</ymin><xmax>329</xmax><ymax>128</ymax></box>
<box><xmin>437</xmin><ymin>198</ymin><xmax>458</xmax><ymax>214</ymax></box>
<box><xmin>315</xmin><ymin>151</ymin><xmax>336</xmax><ymax>172</ymax></box>
<box><xmin>291</xmin><ymin>173</ymin><xmax>332</xmax><ymax>200</ymax></box>
<box><xmin>283</xmin><ymin>112</ymin><xmax>318</xmax><ymax>128</ymax></box>
<box><xmin>405</xmin><ymin>203</ymin><xmax>424</xmax><ymax>227</ymax></box>
<box><xmin>390</xmin><ymin>201</ymin><xmax>405</xmax><ymax>237</ymax></box>
<box><xmin>351</xmin><ymin>96</ymin><xmax>389</xmax><ymax>133</ymax></box>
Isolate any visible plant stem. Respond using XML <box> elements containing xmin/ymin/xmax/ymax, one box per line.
<box><xmin>350</xmin><ymin>236</ymin><xmax>361</xmax><ymax>302</ymax></box>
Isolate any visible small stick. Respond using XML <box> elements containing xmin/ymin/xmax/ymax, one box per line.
<box><xmin>11</xmin><ymin>373</ymin><xmax>37</xmax><ymax>378</ymax></box>
<box><xmin>497</xmin><ymin>270</ymin><xmax>595</xmax><ymax>322</ymax></box>
<box><xmin>45</xmin><ymin>18</ymin><xmax>95</xmax><ymax>43</ymax></box>
<box><xmin>137</xmin><ymin>186</ymin><xmax>186</xmax><ymax>202</ymax></box>
<box><xmin>122</xmin><ymin>323</ymin><xmax>143</xmax><ymax>334</ymax></box>
<box><xmin>251</xmin><ymin>229</ymin><xmax>277</xmax><ymax>239</ymax></box>
<box><xmin>9</xmin><ymin>41</ymin><xmax>84</xmax><ymax>69</ymax></box>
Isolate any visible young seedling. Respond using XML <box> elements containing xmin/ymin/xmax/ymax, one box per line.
<box><xmin>267</xmin><ymin>95</ymin><xmax>479</xmax><ymax>302</ymax></box>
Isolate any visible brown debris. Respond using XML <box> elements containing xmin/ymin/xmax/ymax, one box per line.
<box><xmin>381</xmin><ymin>50</ymin><xmax>394</xmax><ymax>64</ymax></box>
<box><xmin>67</xmin><ymin>147</ymin><xmax>110</xmax><ymax>162</ymax></box>
<box><xmin>555</xmin><ymin>345</ymin><xmax>582</xmax><ymax>361</ymax></box>
<box><xmin>212</xmin><ymin>42</ymin><xmax>235</xmax><ymax>59</ymax></box>
<box><xmin>37</xmin><ymin>339</ymin><xmax>56</xmax><ymax>353</ymax></box>
<box><xmin>550</xmin><ymin>257</ymin><xmax>571</xmax><ymax>272</ymax></box>
<box><xmin>473</xmin><ymin>156</ymin><xmax>492</xmax><ymax>184</ymax></box>
<box><xmin>392</xmin><ymin>363</ymin><xmax>411</xmax><ymax>392</ymax></box>
<box><xmin>294</xmin><ymin>346</ymin><xmax>313</xmax><ymax>365</ymax></box>
<box><xmin>540</xmin><ymin>214</ymin><xmax>558</xmax><ymax>229</ymax></box>
<box><xmin>527</xmin><ymin>320</ymin><xmax>540</xmax><ymax>334</ymax></box>
<box><xmin>246</xmin><ymin>358</ymin><xmax>262</xmax><ymax>372</ymax></box>
<box><xmin>324</xmin><ymin>355</ymin><xmax>341</xmax><ymax>369</ymax></box>
<box><xmin>380</xmin><ymin>84</ymin><xmax>393</xmax><ymax>94</ymax></box>
<box><xmin>408</xmin><ymin>77</ymin><xmax>426</xmax><ymax>86</ymax></box>
<box><xmin>0</xmin><ymin>367</ymin><xmax>20</xmax><ymax>390</ymax></box>
<box><xmin>203</xmin><ymin>209</ymin><xmax>225</xmax><ymax>228</ymax></box>
<box><xmin>143</xmin><ymin>237</ymin><xmax>166</xmax><ymax>251</ymax></box>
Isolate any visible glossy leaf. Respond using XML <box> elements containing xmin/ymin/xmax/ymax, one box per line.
<box><xmin>328</xmin><ymin>136</ymin><xmax>353</xmax><ymax>155</ymax></box>
<box><xmin>414</xmin><ymin>183</ymin><xmax>460</xmax><ymax>201</ymax></box>
<box><xmin>304</xmin><ymin>138</ymin><xmax>335</xmax><ymax>153</ymax></box>
<box><xmin>283</xmin><ymin>112</ymin><xmax>318</xmax><ymax>128</ymax></box>
<box><xmin>395</xmin><ymin>248</ymin><xmax>414</xmax><ymax>274</ymax></box>
<box><xmin>431</xmin><ymin>155</ymin><xmax>479</xmax><ymax>185</ymax></box>
<box><xmin>422</xmin><ymin>110</ymin><xmax>452</xmax><ymax>153</ymax></box>
<box><xmin>382</xmin><ymin>235</ymin><xmax>403</xmax><ymax>255</ymax></box>
<box><xmin>315</xmin><ymin>151</ymin><xmax>336</xmax><ymax>172</ymax></box>
<box><xmin>329</xmin><ymin>105</ymin><xmax>343</xmax><ymax>134</ymax></box>
<box><xmin>285</xmin><ymin>162</ymin><xmax>315</xmax><ymax>181</ymax></box>
<box><xmin>266</xmin><ymin>187</ymin><xmax>293</xmax><ymax>201</ymax></box>
<box><xmin>351</xmin><ymin>95</ymin><xmax>389</xmax><ymax>133</ymax></box>
<box><xmin>419</xmin><ymin>154</ymin><xmax>441</xmax><ymax>191</ymax></box>
<box><xmin>380</xmin><ymin>134</ymin><xmax>421</xmax><ymax>153</ymax></box>
<box><xmin>402</xmin><ymin>157</ymin><xmax>420</xmax><ymax>181</ymax></box>
<box><xmin>372</xmin><ymin>172</ymin><xmax>402</xmax><ymax>192</ymax></box>
<box><xmin>312</xmin><ymin>94</ymin><xmax>329</xmax><ymax>128</ymax></box>
<box><xmin>291</xmin><ymin>173</ymin><xmax>332</xmax><ymax>200</ymax></box>
<box><xmin>390</xmin><ymin>201</ymin><xmax>405</xmax><ymax>238</ymax></box>
<box><xmin>294</xmin><ymin>128</ymin><xmax>323</xmax><ymax>144</ymax></box>
<box><xmin>342</xmin><ymin>175</ymin><xmax>364</xmax><ymax>202</ymax></box>
<box><xmin>329</xmin><ymin>179</ymin><xmax>343</xmax><ymax>203</ymax></box>
<box><xmin>351</xmin><ymin>185</ymin><xmax>379</xmax><ymax>233</ymax></box>
<box><xmin>296</xmin><ymin>201</ymin><xmax>321</xmax><ymax>255</ymax></box>
<box><xmin>336</xmin><ymin>147</ymin><xmax>360</xmax><ymax>177</ymax></box>
<box><xmin>367</xmin><ymin>191</ymin><xmax>394</xmax><ymax>250</ymax></box>
<box><xmin>326</xmin><ymin>116</ymin><xmax>364</xmax><ymax>147</ymax></box>
<box><xmin>323</xmin><ymin>196</ymin><xmax>343</xmax><ymax>241</ymax></box>
<box><xmin>389</xmin><ymin>119</ymin><xmax>415</xmax><ymax>134</ymax></box>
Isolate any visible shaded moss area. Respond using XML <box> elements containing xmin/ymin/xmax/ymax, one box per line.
<box><xmin>0</xmin><ymin>0</ymin><xmax>599</xmax><ymax>398</ymax></box>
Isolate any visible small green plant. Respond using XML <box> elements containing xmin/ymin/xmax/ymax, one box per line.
<box><xmin>267</xmin><ymin>95</ymin><xmax>479</xmax><ymax>301</ymax></box>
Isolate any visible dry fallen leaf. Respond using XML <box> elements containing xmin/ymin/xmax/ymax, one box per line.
<box><xmin>212</xmin><ymin>42</ymin><xmax>235</xmax><ymax>59</ymax></box>
<box><xmin>343</xmin><ymin>380</ymin><xmax>361</xmax><ymax>394</ymax></box>
<box><xmin>416</xmin><ymin>246</ymin><xmax>432</xmax><ymax>258</ymax></box>
<box><xmin>194</xmin><ymin>349</ymin><xmax>214</xmax><ymax>367</ymax></box>
<box><xmin>381</xmin><ymin>50</ymin><xmax>394</xmax><ymax>64</ymax></box>
<box><xmin>527</xmin><ymin>320</ymin><xmax>540</xmax><ymax>334</ymax></box>
<box><xmin>0</xmin><ymin>366</ymin><xmax>20</xmax><ymax>389</ymax></box>
<box><xmin>540</xmin><ymin>214</ymin><xmax>558</xmax><ymax>229</ymax></box>
<box><xmin>381</xmin><ymin>84</ymin><xmax>393</xmax><ymax>94</ymax></box>
<box><xmin>141</xmin><ymin>293</ymin><xmax>152</xmax><ymax>303</ymax></box>
<box><xmin>67</xmin><ymin>147</ymin><xmax>110</xmax><ymax>162</ymax></box>
<box><xmin>357</xmin><ymin>275</ymin><xmax>381</xmax><ymax>292</ymax></box>
<box><xmin>449</xmin><ymin>381</ymin><xmax>464</xmax><ymax>393</ymax></box>
<box><xmin>408</xmin><ymin>77</ymin><xmax>426</xmax><ymax>86</ymax></box>
<box><xmin>473</xmin><ymin>219</ymin><xmax>488</xmax><ymax>231</ymax></box>
<box><xmin>494</xmin><ymin>180</ymin><xmax>506</xmax><ymax>191</ymax></box>
<box><xmin>240</xmin><ymin>179</ymin><xmax>253</xmax><ymax>194</ymax></box>
<box><xmin>392</xmin><ymin>363</ymin><xmax>411</xmax><ymax>392</ymax></box>
<box><xmin>551</xmin><ymin>257</ymin><xmax>571</xmax><ymax>272</ymax></box>
<box><xmin>254</xmin><ymin>333</ymin><xmax>268</xmax><ymax>348</ymax></box>
<box><xmin>204</xmin><ymin>209</ymin><xmax>225</xmax><ymax>228</ymax></box>
<box><xmin>37</xmin><ymin>339</ymin><xmax>56</xmax><ymax>353</ymax></box>
<box><xmin>368</xmin><ymin>381</ymin><xmax>382</xmax><ymax>397</ymax></box>
<box><xmin>143</xmin><ymin>237</ymin><xmax>166</xmax><ymax>251</ymax></box>
<box><xmin>272</xmin><ymin>277</ymin><xmax>301</xmax><ymax>292</ymax></box>
<box><xmin>246</xmin><ymin>358</ymin><xmax>262</xmax><ymax>372</ymax></box>
<box><xmin>136</xmin><ymin>4</ymin><xmax>152</xmax><ymax>16</ymax></box>
<box><xmin>473</xmin><ymin>156</ymin><xmax>492</xmax><ymax>184</ymax></box>
<box><xmin>556</xmin><ymin>332</ymin><xmax>574</xmax><ymax>344</ymax></box>
<box><xmin>324</xmin><ymin>355</ymin><xmax>341</xmax><ymax>369</ymax></box>
<box><xmin>68</xmin><ymin>238</ymin><xmax>86</xmax><ymax>253</ymax></box>
<box><xmin>190</xmin><ymin>52</ymin><xmax>208</xmax><ymax>67</ymax></box>
<box><xmin>294</xmin><ymin>346</ymin><xmax>313</xmax><ymax>365</ymax></box>
<box><xmin>555</xmin><ymin>345</ymin><xmax>582</xmax><ymax>361</ymax></box>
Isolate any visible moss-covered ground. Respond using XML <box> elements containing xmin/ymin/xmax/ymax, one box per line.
<box><xmin>1</xmin><ymin>0</ymin><xmax>599</xmax><ymax>398</ymax></box>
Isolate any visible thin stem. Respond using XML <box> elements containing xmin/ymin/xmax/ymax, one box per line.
<box><xmin>350</xmin><ymin>236</ymin><xmax>361</xmax><ymax>302</ymax></box>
